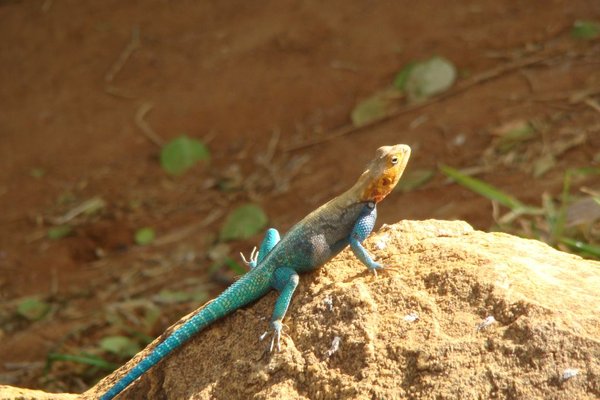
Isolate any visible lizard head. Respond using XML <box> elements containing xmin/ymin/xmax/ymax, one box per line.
<box><xmin>358</xmin><ymin>144</ymin><xmax>411</xmax><ymax>203</ymax></box>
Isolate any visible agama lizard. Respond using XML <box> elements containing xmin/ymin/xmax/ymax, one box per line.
<box><xmin>99</xmin><ymin>144</ymin><xmax>411</xmax><ymax>400</ymax></box>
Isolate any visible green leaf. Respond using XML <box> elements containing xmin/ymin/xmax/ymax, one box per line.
<box><xmin>220</xmin><ymin>204</ymin><xmax>268</xmax><ymax>241</ymax></box>
<box><xmin>439</xmin><ymin>165</ymin><xmax>524</xmax><ymax>210</ymax></box>
<box><xmin>493</xmin><ymin>120</ymin><xmax>536</xmax><ymax>153</ymax></box>
<box><xmin>47</xmin><ymin>353</ymin><xmax>117</xmax><ymax>370</ymax></box>
<box><xmin>350</xmin><ymin>88</ymin><xmax>401</xmax><ymax>127</ymax></box>
<box><xmin>30</xmin><ymin>168</ymin><xmax>46</xmax><ymax>179</ymax></box>
<box><xmin>351</xmin><ymin>95</ymin><xmax>387</xmax><ymax>127</ymax></box>
<box><xmin>156</xmin><ymin>289</ymin><xmax>192</xmax><ymax>304</ymax></box>
<box><xmin>405</xmin><ymin>56</ymin><xmax>456</xmax><ymax>101</ymax></box>
<box><xmin>99</xmin><ymin>336</ymin><xmax>141</xmax><ymax>357</ymax></box>
<box><xmin>392</xmin><ymin>62</ymin><xmax>416</xmax><ymax>91</ymax></box>
<box><xmin>571</xmin><ymin>20</ymin><xmax>600</xmax><ymax>40</ymax></box>
<box><xmin>17</xmin><ymin>297</ymin><xmax>51</xmax><ymax>321</ymax></box>
<box><xmin>532</xmin><ymin>153</ymin><xmax>556</xmax><ymax>178</ymax></box>
<box><xmin>160</xmin><ymin>135</ymin><xmax>210</xmax><ymax>175</ymax></box>
<box><xmin>555</xmin><ymin>167</ymin><xmax>600</xmax><ymax>240</ymax></box>
<box><xmin>47</xmin><ymin>225</ymin><xmax>73</xmax><ymax>240</ymax></box>
<box><xmin>134</xmin><ymin>227</ymin><xmax>155</xmax><ymax>245</ymax></box>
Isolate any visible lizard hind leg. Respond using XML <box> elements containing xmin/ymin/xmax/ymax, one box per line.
<box><xmin>268</xmin><ymin>267</ymin><xmax>299</xmax><ymax>351</ymax></box>
<box><xmin>257</xmin><ymin>228</ymin><xmax>281</xmax><ymax>264</ymax></box>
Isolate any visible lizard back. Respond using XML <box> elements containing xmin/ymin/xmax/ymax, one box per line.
<box><xmin>258</xmin><ymin>198</ymin><xmax>369</xmax><ymax>273</ymax></box>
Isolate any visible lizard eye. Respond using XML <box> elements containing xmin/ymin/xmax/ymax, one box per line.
<box><xmin>391</xmin><ymin>156</ymin><xmax>398</xmax><ymax>165</ymax></box>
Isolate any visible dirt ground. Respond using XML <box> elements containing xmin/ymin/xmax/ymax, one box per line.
<box><xmin>0</xmin><ymin>0</ymin><xmax>599</xmax><ymax>395</ymax></box>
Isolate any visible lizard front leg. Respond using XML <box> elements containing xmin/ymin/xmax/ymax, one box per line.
<box><xmin>268</xmin><ymin>266</ymin><xmax>299</xmax><ymax>351</ymax></box>
<box><xmin>349</xmin><ymin>202</ymin><xmax>387</xmax><ymax>275</ymax></box>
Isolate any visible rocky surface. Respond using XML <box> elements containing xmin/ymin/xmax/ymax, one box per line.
<box><xmin>5</xmin><ymin>220</ymin><xmax>600</xmax><ymax>399</ymax></box>
<box><xmin>0</xmin><ymin>385</ymin><xmax>78</xmax><ymax>400</ymax></box>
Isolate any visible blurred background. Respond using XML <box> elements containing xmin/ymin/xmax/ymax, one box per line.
<box><xmin>1</xmin><ymin>0</ymin><xmax>599</xmax><ymax>394</ymax></box>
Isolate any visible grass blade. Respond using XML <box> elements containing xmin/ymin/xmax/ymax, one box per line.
<box><xmin>47</xmin><ymin>353</ymin><xmax>117</xmax><ymax>370</ymax></box>
<box><xmin>439</xmin><ymin>165</ymin><xmax>525</xmax><ymax>210</ymax></box>
<box><xmin>559</xmin><ymin>237</ymin><xmax>600</xmax><ymax>258</ymax></box>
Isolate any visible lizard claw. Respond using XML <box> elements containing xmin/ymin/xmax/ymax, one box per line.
<box><xmin>240</xmin><ymin>246</ymin><xmax>258</xmax><ymax>268</ymax></box>
<box><xmin>270</xmin><ymin>320</ymin><xmax>283</xmax><ymax>352</ymax></box>
<box><xmin>260</xmin><ymin>320</ymin><xmax>283</xmax><ymax>352</ymax></box>
<box><xmin>368</xmin><ymin>262</ymin><xmax>383</xmax><ymax>277</ymax></box>
<box><xmin>369</xmin><ymin>264</ymin><xmax>399</xmax><ymax>278</ymax></box>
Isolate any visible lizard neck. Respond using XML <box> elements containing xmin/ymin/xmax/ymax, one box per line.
<box><xmin>332</xmin><ymin>172</ymin><xmax>379</xmax><ymax>207</ymax></box>
<box><xmin>345</xmin><ymin>169</ymin><xmax>394</xmax><ymax>204</ymax></box>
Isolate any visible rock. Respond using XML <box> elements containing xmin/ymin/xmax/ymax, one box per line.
<box><xmin>0</xmin><ymin>385</ymin><xmax>78</xmax><ymax>400</ymax></box>
<box><xmin>78</xmin><ymin>219</ymin><xmax>599</xmax><ymax>399</ymax></box>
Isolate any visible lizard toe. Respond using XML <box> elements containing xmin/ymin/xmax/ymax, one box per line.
<box><xmin>270</xmin><ymin>320</ymin><xmax>283</xmax><ymax>352</ymax></box>
<box><xmin>370</xmin><ymin>265</ymin><xmax>400</xmax><ymax>278</ymax></box>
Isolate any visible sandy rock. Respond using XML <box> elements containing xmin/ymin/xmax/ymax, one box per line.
<box><xmin>74</xmin><ymin>219</ymin><xmax>600</xmax><ymax>399</ymax></box>
<box><xmin>0</xmin><ymin>385</ymin><xmax>78</xmax><ymax>400</ymax></box>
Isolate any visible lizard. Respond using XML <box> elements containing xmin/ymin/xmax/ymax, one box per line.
<box><xmin>98</xmin><ymin>144</ymin><xmax>411</xmax><ymax>400</ymax></box>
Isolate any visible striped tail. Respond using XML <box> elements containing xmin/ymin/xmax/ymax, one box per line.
<box><xmin>100</xmin><ymin>273</ymin><xmax>270</xmax><ymax>399</ymax></box>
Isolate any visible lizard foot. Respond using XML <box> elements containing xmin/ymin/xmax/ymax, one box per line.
<box><xmin>240</xmin><ymin>246</ymin><xmax>258</xmax><ymax>268</ymax></box>
<box><xmin>270</xmin><ymin>320</ymin><xmax>283</xmax><ymax>352</ymax></box>
<box><xmin>259</xmin><ymin>320</ymin><xmax>286</xmax><ymax>352</ymax></box>
<box><xmin>370</xmin><ymin>265</ymin><xmax>400</xmax><ymax>278</ymax></box>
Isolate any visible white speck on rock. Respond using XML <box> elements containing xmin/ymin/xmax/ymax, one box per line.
<box><xmin>476</xmin><ymin>315</ymin><xmax>496</xmax><ymax>331</ymax></box>
<box><xmin>375</xmin><ymin>234</ymin><xmax>390</xmax><ymax>250</ymax></box>
<box><xmin>561</xmin><ymin>368</ymin><xmax>579</xmax><ymax>381</ymax></box>
<box><xmin>403</xmin><ymin>312</ymin><xmax>420</xmax><ymax>322</ymax></box>
<box><xmin>325</xmin><ymin>336</ymin><xmax>341</xmax><ymax>358</ymax></box>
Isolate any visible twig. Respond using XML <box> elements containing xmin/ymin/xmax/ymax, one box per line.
<box><xmin>134</xmin><ymin>102</ymin><xmax>164</xmax><ymax>147</ymax></box>
<box><xmin>256</xmin><ymin>128</ymin><xmax>280</xmax><ymax>166</ymax></box>
<box><xmin>584</xmin><ymin>98</ymin><xmax>600</xmax><ymax>114</ymax></box>
<box><xmin>104</xmin><ymin>85</ymin><xmax>136</xmax><ymax>99</ymax></box>
<box><xmin>283</xmin><ymin>50</ymin><xmax>565</xmax><ymax>152</ymax></box>
<box><xmin>51</xmin><ymin>268</ymin><xmax>59</xmax><ymax>296</ymax></box>
<box><xmin>519</xmin><ymin>69</ymin><xmax>537</xmax><ymax>93</ymax></box>
<box><xmin>105</xmin><ymin>26</ymin><xmax>141</xmax><ymax>83</ymax></box>
<box><xmin>151</xmin><ymin>210</ymin><xmax>224</xmax><ymax>247</ymax></box>
<box><xmin>49</xmin><ymin>197</ymin><xmax>106</xmax><ymax>225</ymax></box>
<box><xmin>527</xmin><ymin>87</ymin><xmax>600</xmax><ymax>104</ymax></box>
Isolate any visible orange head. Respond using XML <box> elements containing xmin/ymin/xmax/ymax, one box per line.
<box><xmin>358</xmin><ymin>144</ymin><xmax>411</xmax><ymax>203</ymax></box>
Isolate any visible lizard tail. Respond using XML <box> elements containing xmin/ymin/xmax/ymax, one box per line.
<box><xmin>100</xmin><ymin>273</ymin><xmax>270</xmax><ymax>400</ymax></box>
<box><xmin>99</xmin><ymin>308</ymin><xmax>215</xmax><ymax>400</ymax></box>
